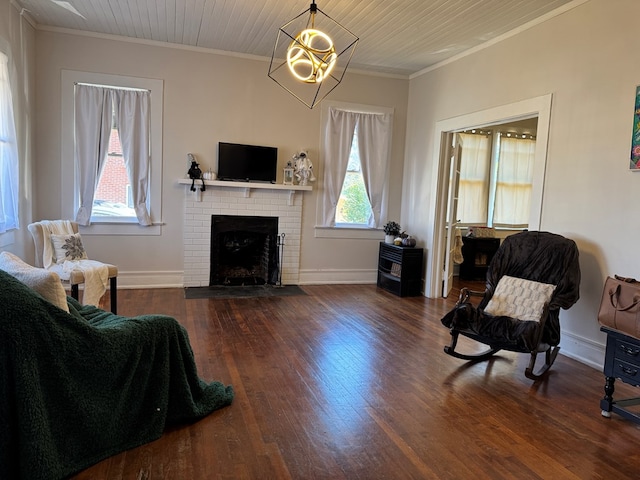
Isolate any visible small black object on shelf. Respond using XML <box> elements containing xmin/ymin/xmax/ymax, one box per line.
<box><xmin>187</xmin><ymin>155</ymin><xmax>205</xmax><ymax>192</ymax></box>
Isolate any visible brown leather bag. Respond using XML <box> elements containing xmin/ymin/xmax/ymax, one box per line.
<box><xmin>598</xmin><ymin>275</ymin><xmax>640</xmax><ymax>338</ymax></box>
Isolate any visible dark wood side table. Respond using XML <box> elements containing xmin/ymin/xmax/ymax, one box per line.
<box><xmin>377</xmin><ymin>242</ymin><xmax>423</xmax><ymax>297</ymax></box>
<box><xmin>459</xmin><ymin>236</ymin><xmax>500</xmax><ymax>280</ymax></box>
<box><xmin>600</xmin><ymin>326</ymin><xmax>640</xmax><ymax>424</ymax></box>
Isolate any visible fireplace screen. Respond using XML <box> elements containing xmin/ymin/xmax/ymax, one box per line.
<box><xmin>210</xmin><ymin>215</ymin><xmax>279</xmax><ymax>286</ymax></box>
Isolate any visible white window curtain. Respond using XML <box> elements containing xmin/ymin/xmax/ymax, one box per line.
<box><xmin>357</xmin><ymin>112</ymin><xmax>393</xmax><ymax>227</ymax></box>
<box><xmin>113</xmin><ymin>89</ymin><xmax>151</xmax><ymax>225</ymax></box>
<box><xmin>319</xmin><ymin>108</ymin><xmax>358</xmax><ymax>227</ymax></box>
<box><xmin>320</xmin><ymin>107</ymin><xmax>392</xmax><ymax>228</ymax></box>
<box><xmin>74</xmin><ymin>84</ymin><xmax>151</xmax><ymax>226</ymax></box>
<box><xmin>457</xmin><ymin>133</ymin><xmax>491</xmax><ymax>224</ymax></box>
<box><xmin>74</xmin><ymin>85</ymin><xmax>113</xmax><ymax>225</ymax></box>
<box><xmin>0</xmin><ymin>52</ymin><xmax>19</xmax><ymax>233</ymax></box>
<box><xmin>493</xmin><ymin>136</ymin><xmax>536</xmax><ymax>227</ymax></box>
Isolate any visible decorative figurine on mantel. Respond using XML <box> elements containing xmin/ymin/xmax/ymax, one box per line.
<box><xmin>187</xmin><ymin>153</ymin><xmax>205</xmax><ymax>192</ymax></box>
<box><xmin>292</xmin><ymin>150</ymin><xmax>316</xmax><ymax>186</ymax></box>
<box><xmin>283</xmin><ymin>161</ymin><xmax>294</xmax><ymax>185</ymax></box>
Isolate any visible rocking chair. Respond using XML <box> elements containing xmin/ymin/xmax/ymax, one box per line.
<box><xmin>441</xmin><ymin>231</ymin><xmax>581</xmax><ymax>380</ymax></box>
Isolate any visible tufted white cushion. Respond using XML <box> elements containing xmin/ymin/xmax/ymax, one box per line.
<box><xmin>50</xmin><ymin>233</ymin><xmax>88</xmax><ymax>264</ymax></box>
<box><xmin>484</xmin><ymin>275</ymin><xmax>556</xmax><ymax>322</ymax></box>
<box><xmin>0</xmin><ymin>251</ymin><xmax>70</xmax><ymax>312</ymax></box>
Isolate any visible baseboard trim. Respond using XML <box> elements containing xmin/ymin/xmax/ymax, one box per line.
<box><xmin>298</xmin><ymin>268</ymin><xmax>377</xmax><ymax>285</ymax></box>
<box><xmin>115</xmin><ymin>268</ymin><xmax>381</xmax><ymax>288</ymax></box>
<box><xmin>112</xmin><ymin>269</ymin><xmax>380</xmax><ymax>288</ymax></box>
<box><xmin>559</xmin><ymin>330</ymin><xmax>605</xmax><ymax>370</ymax></box>
<box><xmin>112</xmin><ymin>271</ymin><xmax>183</xmax><ymax>289</ymax></box>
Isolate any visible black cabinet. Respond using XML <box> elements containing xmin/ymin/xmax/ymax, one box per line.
<box><xmin>377</xmin><ymin>242</ymin><xmax>423</xmax><ymax>297</ymax></box>
<box><xmin>600</xmin><ymin>326</ymin><xmax>640</xmax><ymax>424</ymax></box>
<box><xmin>459</xmin><ymin>236</ymin><xmax>500</xmax><ymax>280</ymax></box>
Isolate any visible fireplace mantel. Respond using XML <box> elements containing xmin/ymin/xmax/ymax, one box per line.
<box><xmin>177</xmin><ymin>178</ymin><xmax>312</xmax><ymax>205</ymax></box>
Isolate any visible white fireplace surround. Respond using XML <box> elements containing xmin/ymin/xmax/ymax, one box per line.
<box><xmin>181</xmin><ymin>180</ymin><xmax>311</xmax><ymax>287</ymax></box>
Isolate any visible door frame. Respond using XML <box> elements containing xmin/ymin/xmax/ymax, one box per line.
<box><xmin>424</xmin><ymin>94</ymin><xmax>553</xmax><ymax>298</ymax></box>
<box><xmin>442</xmin><ymin>134</ymin><xmax>462</xmax><ymax>298</ymax></box>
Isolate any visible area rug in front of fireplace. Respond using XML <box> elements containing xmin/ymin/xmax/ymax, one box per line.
<box><xmin>184</xmin><ymin>285</ymin><xmax>306</xmax><ymax>300</ymax></box>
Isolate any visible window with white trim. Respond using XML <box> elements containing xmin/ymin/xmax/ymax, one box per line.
<box><xmin>317</xmin><ymin>101</ymin><xmax>393</xmax><ymax>238</ymax></box>
<box><xmin>61</xmin><ymin>71</ymin><xmax>163</xmax><ymax>236</ymax></box>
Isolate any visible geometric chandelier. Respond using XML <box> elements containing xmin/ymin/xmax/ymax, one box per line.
<box><xmin>268</xmin><ymin>0</ymin><xmax>359</xmax><ymax>109</ymax></box>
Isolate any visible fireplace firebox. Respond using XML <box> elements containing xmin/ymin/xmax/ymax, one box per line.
<box><xmin>210</xmin><ymin>215</ymin><xmax>279</xmax><ymax>286</ymax></box>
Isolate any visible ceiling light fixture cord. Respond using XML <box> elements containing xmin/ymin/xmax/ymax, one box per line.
<box><xmin>310</xmin><ymin>1</ymin><xmax>317</xmax><ymax>27</ymax></box>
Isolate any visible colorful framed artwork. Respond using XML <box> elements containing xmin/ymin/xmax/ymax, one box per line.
<box><xmin>631</xmin><ymin>85</ymin><xmax>640</xmax><ymax>170</ymax></box>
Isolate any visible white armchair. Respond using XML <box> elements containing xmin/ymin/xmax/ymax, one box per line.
<box><xmin>27</xmin><ymin>220</ymin><xmax>118</xmax><ymax>313</ymax></box>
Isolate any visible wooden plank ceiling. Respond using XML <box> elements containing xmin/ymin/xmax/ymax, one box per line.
<box><xmin>15</xmin><ymin>0</ymin><xmax>576</xmax><ymax>76</ymax></box>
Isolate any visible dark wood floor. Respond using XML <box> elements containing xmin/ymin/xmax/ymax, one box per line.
<box><xmin>73</xmin><ymin>281</ymin><xmax>640</xmax><ymax>479</ymax></box>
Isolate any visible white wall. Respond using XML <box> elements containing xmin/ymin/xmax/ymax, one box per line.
<box><xmin>404</xmin><ymin>0</ymin><xmax>637</xmax><ymax>367</ymax></box>
<box><xmin>32</xmin><ymin>30</ymin><xmax>409</xmax><ymax>286</ymax></box>
<box><xmin>0</xmin><ymin>0</ymin><xmax>36</xmax><ymax>258</ymax></box>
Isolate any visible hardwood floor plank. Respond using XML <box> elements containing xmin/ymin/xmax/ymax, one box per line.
<box><xmin>68</xmin><ymin>283</ymin><xmax>640</xmax><ymax>479</ymax></box>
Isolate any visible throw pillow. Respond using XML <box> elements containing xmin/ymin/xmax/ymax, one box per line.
<box><xmin>484</xmin><ymin>275</ymin><xmax>556</xmax><ymax>322</ymax></box>
<box><xmin>0</xmin><ymin>251</ymin><xmax>70</xmax><ymax>312</ymax></box>
<box><xmin>50</xmin><ymin>232</ymin><xmax>88</xmax><ymax>264</ymax></box>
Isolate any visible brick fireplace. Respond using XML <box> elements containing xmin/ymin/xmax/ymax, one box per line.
<box><xmin>182</xmin><ymin>181</ymin><xmax>308</xmax><ymax>287</ymax></box>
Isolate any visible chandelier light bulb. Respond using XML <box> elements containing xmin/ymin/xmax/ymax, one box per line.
<box><xmin>287</xmin><ymin>28</ymin><xmax>337</xmax><ymax>83</ymax></box>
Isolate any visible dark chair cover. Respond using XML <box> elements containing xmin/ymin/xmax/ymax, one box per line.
<box><xmin>442</xmin><ymin>231</ymin><xmax>581</xmax><ymax>352</ymax></box>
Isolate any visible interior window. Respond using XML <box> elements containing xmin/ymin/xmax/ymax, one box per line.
<box><xmin>457</xmin><ymin>130</ymin><xmax>536</xmax><ymax>228</ymax></box>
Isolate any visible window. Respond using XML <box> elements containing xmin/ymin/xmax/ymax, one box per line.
<box><xmin>317</xmin><ymin>101</ymin><xmax>393</xmax><ymax>238</ymax></box>
<box><xmin>74</xmin><ymin>83</ymin><xmax>150</xmax><ymax>226</ymax></box>
<box><xmin>61</xmin><ymin>71</ymin><xmax>163</xmax><ymax>235</ymax></box>
<box><xmin>457</xmin><ymin>131</ymin><xmax>536</xmax><ymax>228</ymax></box>
<box><xmin>457</xmin><ymin>133</ymin><xmax>491</xmax><ymax>225</ymax></box>
<box><xmin>0</xmin><ymin>52</ymin><xmax>19</xmax><ymax>234</ymax></box>
<box><xmin>492</xmin><ymin>135</ymin><xmax>536</xmax><ymax>228</ymax></box>
<box><xmin>335</xmin><ymin>127</ymin><xmax>373</xmax><ymax>225</ymax></box>
<box><xmin>92</xmin><ymin>110</ymin><xmax>136</xmax><ymax>219</ymax></box>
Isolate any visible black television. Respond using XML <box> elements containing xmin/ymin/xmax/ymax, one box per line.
<box><xmin>217</xmin><ymin>142</ymin><xmax>278</xmax><ymax>183</ymax></box>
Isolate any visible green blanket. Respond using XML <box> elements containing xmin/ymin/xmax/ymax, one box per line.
<box><xmin>0</xmin><ymin>269</ymin><xmax>233</xmax><ymax>479</ymax></box>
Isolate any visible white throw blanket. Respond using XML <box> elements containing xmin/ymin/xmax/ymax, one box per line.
<box><xmin>61</xmin><ymin>259</ymin><xmax>108</xmax><ymax>307</ymax></box>
<box><xmin>40</xmin><ymin>220</ymin><xmax>109</xmax><ymax>307</ymax></box>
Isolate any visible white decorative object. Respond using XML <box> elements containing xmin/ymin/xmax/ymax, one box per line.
<box><xmin>283</xmin><ymin>161</ymin><xmax>294</xmax><ymax>185</ymax></box>
<box><xmin>293</xmin><ymin>150</ymin><xmax>316</xmax><ymax>186</ymax></box>
<box><xmin>384</xmin><ymin>235</ymin><xmax>395</xmax><ymax>244</ymax></box>
<box><xmin>484</xmin><ymin>275</ymin><xmax>556</xmax><ymax>322</ymax></box>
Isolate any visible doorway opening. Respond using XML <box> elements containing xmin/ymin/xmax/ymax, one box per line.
<box><xmin>425</xmin><ymin>94</ymin><xmax>553</xmax><ymax>298</ymax></box>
